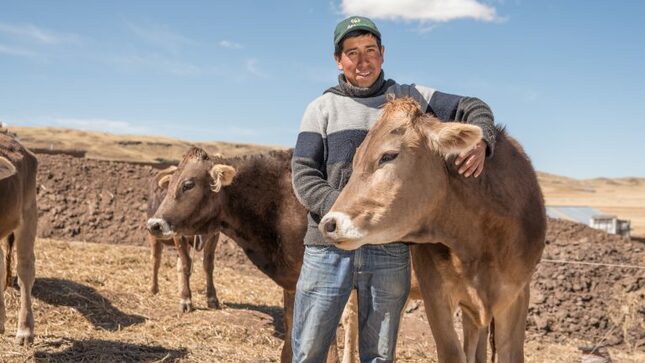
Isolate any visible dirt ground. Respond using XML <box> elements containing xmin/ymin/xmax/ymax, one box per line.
<box><xmin>1</xmin><ymin>238</ymin><xmax>643</xmax><ymax>363</ymax></box>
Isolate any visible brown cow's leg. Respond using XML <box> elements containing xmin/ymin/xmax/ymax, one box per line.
<box><xmin>14</xmin><ymin>203</ymin><xmax>36</xmax><ymax>345</ymax></box>
<box><xmin>203</xmin><ymin>233</ymin><xmax>220</xmax><ymax>309</ymax></box>
<box><xmin>3</xmin><ymin>233</ymin><xmax>13</xmax><ymax>290</ymax></box>
<box><xmin>412</xmin><ymin>247</ymin><xmax>465</xmax><ymax>363</ymax></box>
<box><xmin>150</xmin><ymin>235</ymin><xmax>163</xmax><ymax>295</ymax></box>
<box><xmin>340</xmin><ymin>289</ymin><xmax>358</xmax><ymax>363</ymax></box>
<box><xmin>462</xmin><ymin>311</ymin><xmax>488</xmax><ymax>363</ymax></box>
<box><xmin>327</xmin><ymin>330</ymin><xmax>340</xmax><ymax>363</ymax></box>
<box><xmin>494</xmin><ymin>284</ymin><xmax>529</xmax><ymax>363</ymax></box>
<box><xmin>282</xmin><ymin>289</ymin><xmax>295</xmax><ymax>363</ymax></box>
<box><xmin>0</xmin><ymin>244</ymin><xmax>5</xmax><ymax>334</ymax></box>
<box><xmin>175</xmin><ymin>237</ymin><xmax>193</xmax><ymax>313</ymax></box>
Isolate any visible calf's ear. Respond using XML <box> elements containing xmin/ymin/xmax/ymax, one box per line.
<box><xmin>155</xmin><ymin>165</ymin><xmax>178</xmax><ymax>189</ymax></box>
<box><xmin>209</xmin><ymin>164</ymin><xmax>236</xmax><ymax>192</ymax></box>
<box><xmin>158</xmin><ymin>174</ymin><xmax>173</xmax><ymax>189</ymax></box>
<box><xmin>419</xmin><ymin>119</ymin><xmax>482</xmax><ymax>157</ymax></box>
<box><xmin>0</xmin><ymin>156</ymin><xmax>17</xmax><ymax>181</ymax></box>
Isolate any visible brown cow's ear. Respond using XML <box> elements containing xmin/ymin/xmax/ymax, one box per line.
<box><xmin>209</xmin><ymin>164</ymin><xmax>236</xmax><ymax>192</ymax></box>
<box><xmin>420</xmin><ymin>119</ymin><xmax>482</xmax><ymax>157</ymax></box>
<box><xmin>155</xmin><ymin>165</ymin><xmax>177</xmax><ymax>189</ymax></box>
<box><xmin>0</xmin><ymin>156</ymin><xmax>17</xmax><ymax>181</ymax></box>
<box><xmin>158</xmin><ymin>174</ymin><xmax>173</xmax><ymax>189</ymax></box>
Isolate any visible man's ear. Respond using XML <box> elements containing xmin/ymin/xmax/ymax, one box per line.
<box><xmin>418</xmin><ymin>119</ymin><xmax>482</xmax><ymax>158</ymax></box>
<box><xmin>209</xmin><ymin>164</ymin><xmax>236</xmax><ymax>192</ymax></box>
<box><xmin>0</xmin><ymin>156</ymin><xmax>17</xmax><ymax>181</ymax></box>
<box><xmin>155</xmin><ymin>165</ymin><xmax>178</xmax><ymax>189</ymax></box>
<box><xmin>334</xmin><ymin>53</ymin><xmax>343</xmax><ymax>70</ymax></box>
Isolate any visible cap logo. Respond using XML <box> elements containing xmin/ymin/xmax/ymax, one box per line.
<box><xmin>351</xmin><ymin>18</ymin><xmax>361</xmax><ymax>24</ymax></box>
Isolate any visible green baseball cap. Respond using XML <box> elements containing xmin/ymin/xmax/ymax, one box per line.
<box><xmin>334</xmin><ymin>16</ymin><xmax>381</xmax><ymax>47</ymax></box>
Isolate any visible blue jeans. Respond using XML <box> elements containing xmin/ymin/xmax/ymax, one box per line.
<box><xmin>292</xmin><ymin>243</ymin><xmax>411</xmax><ymax>363</ymax></box>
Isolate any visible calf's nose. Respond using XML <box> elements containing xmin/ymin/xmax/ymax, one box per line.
<box><xmin>147</xmin><ymin>219</ymin><xmax>163</xmax><ymax>235</ymax></box>
<box><xmin>324</xmin><ymin>219</ymin><xmax>337</xmax><ymax>234</ymax></box>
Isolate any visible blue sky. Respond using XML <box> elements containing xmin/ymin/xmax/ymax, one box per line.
<box><xmin>0</xmin><ymin>0</ymin><xmax>643</xmax><ymax>179</ymax></box>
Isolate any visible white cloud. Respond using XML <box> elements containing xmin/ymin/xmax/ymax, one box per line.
<box><xmin>340</xmin><ymin>0</ymin><xmax>499</xmax><ymax>22</ymax></box>
<box><xmin>53</xmin><ymin>117</ymin><xmax>149</xmax><ymax>134</ymax></box>
<box><xmin>105</xmin><ymin>53</ymin><xmax>217</xmax><ymax>76</ymax></box>
<box><xmin>0</xmin><ymin>43</ymin><xmax>38</xmax><ymax>58</ymax></box>
<box><xmin>0</xmin><ymin>22</ymin><xmax>81</xmax><ymax>45</ymax></box>
<box><xmin>126</xmin><ymin>21</ymin><xmax>197</xmax><ymax>53</ymax></box>
<box><xmin>218</xmin><ymin>40</ymin><xmax>242</xmax><ymax>49</ymax></box>
<box><xmin>245</xmin><ymin>58</ymin><xmax>269</xmax><ymax>78</ymax></box>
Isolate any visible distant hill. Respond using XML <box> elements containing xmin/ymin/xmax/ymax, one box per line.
<box><xmin>10</xmin><ymin>126</ymin><xmax>645</xmax><ymax>237</ymax></box>
<box><xmin>12</xmin><ymin>126</ymin><xmax>282</xmax><ymax>164</ymax></box>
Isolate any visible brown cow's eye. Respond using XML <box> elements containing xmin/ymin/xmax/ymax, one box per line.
<box><xmin>379</xmin><ymin>152</ymin><xmax>398</xmax><ymax>165</ymax></box>
<box><xmin>182</xmin><ymin>180</ymin><xmax>195</xmax><ymax>192</ymax></box>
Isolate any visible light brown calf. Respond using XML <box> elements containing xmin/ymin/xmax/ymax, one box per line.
<box><xmin>147</xmin><ymin>165</ymin><xmax>220</xmax><ymax>312</ymax></box>
<box><xmin>0</xmin><ymin>132</ymin><xmax>38</xmax><ymax>345</ymax></box>
<box><xmin>321</xmin><ymin>97</ymin><xmax>546</xmax><ymax>363</ymax></box>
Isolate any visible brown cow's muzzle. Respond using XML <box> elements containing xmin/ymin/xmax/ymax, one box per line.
<box><xmin>319</xmin><ymin>212</ymin><xmax>366</xmax><ymax>250</ymax></box>
<box><xmin>146</xmin><ymin>218</ymin><xmax>175</xmax><ymax>238</ymax></box>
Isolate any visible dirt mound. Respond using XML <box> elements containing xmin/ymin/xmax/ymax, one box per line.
<box><xmin>31</xmin><ymin>152</ymin><xmax>644</xmax><ymax>350</ymax></box>
<box><xmin>529</xmin><ymin>219</ymin><xmax>644</xmax><ymax>349</ymax></box>
<box><xmin>36</xmin><ymin>153</ymin><xmax>155</xmax><ymax>245</ymax></box>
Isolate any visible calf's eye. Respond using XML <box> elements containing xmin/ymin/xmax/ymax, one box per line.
<box><xmin>379</xmin><ymin>153</ymin><xmax>398</xmax><ymax>165</ymax></box>
<box><xmin>182</xmin><ymin>180</ymin><xmax>195</xmax><ymax>192</ymax></box>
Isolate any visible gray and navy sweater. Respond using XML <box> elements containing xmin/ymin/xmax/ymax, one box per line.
<box><xmin>292</xmin><ymin>76</ymin><xmax>496</xmax><ymax>246</ymax></box>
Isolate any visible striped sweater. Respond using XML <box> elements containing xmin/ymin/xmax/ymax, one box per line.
<box><xmin>292</xmin><ymin>82</ymin><xmax>496</xmax><ymax>246</ymax></box>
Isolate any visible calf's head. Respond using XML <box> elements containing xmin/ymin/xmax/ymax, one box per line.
<box><xmin>320</xmin><ymin>97</ymin><xmax>482</xmax><ymax>250</ymax></box>
<box><xmin>147</xmin><ymin>148</ymin><xmax>236</xmax><ymax>238</ymax></box>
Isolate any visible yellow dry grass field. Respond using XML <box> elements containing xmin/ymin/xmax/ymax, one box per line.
<box><xmin>539</xmin><ymin>173</ymin><xmax>645</xmax><ymax>237</ymax></box>
<box><xmin>1</xmin><ymin>239</ymin><xmax>643</xmax><ymax>362</ymax></box>
<box><xmin>11</xmin><ymin>127</ymin><xmax>281</xmax><ymax>164</ymax></box>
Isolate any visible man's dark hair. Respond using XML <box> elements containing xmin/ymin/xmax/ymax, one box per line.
<box><xmin>334</xmin><ymin>30</ymin><xmax>382</xmax><ymax>58</ymax></box>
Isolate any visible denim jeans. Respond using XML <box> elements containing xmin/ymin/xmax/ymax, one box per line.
<box><xmin>292</xmin><ymin>243</ymin><xmax>411</xmax><ymax>363</ymax></box>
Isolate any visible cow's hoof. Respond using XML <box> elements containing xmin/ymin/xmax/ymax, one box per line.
<box><xmin>0</xmin><ymin>325</ymin><xmax>4</xmax><ymax>334</ymax></box>
<box><xmin>15</xmin><ymin>331</ymin><xmax>33</xmax><ymax>346</ymax></box>
<box><xmin>207</xmin><ymin>297</ymin><xmax>221</xmax><ymax>309</ymax></box>
<box><xmin>179</xmin><ymin>299</ymin><xmax>193</xmax><ymax>313</ymax></box>
<box><xmin>151</xmin><ymin>286</ymin><xmax>159</xmax><ymax>295</ymax></box>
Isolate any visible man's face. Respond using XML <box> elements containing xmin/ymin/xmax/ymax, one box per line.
<box><xmin>335</xmin><ymin>34</ymin><xmax>384</xmax><ymax>88</ymax></box>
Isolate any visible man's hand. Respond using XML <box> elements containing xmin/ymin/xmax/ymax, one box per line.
<box><xmin>455</xmin><ymin>140</ymin><xmax>486</xmax><ymax>178</ymax></box>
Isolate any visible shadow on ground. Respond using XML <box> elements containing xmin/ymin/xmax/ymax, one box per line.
<box><xmin>225</xmin><ymin>302</ymin><xmax>285</xmax><ymax>338</ymax></box>
<box><xmin>30</xmin><ymin>277</ymin><xmax>146</xmax><ymax>331</ymax></box>
<box><xmin>34</xmin><ymin>338</ymin><xmax>188</xmax><ymax>362</ymax></box>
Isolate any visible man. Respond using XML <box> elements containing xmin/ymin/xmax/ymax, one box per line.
<box><xmin>291</xmin><ymin>16</ymin><xmax>496</xmax><ymax>362</ymax></box>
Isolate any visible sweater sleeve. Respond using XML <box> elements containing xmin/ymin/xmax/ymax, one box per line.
<box><xmin>427</xmin><ymin>91</ymin><xmax>497</xmax><ymax>157</ymax></box>
<box><xmin>291</xmin><ymin>102</ymin><xmax>340</xmax><ymax>217</ymax></box>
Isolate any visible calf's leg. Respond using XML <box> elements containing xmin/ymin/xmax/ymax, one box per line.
<box><xmin>202</xmin><ymin>233</ymin><xmax>220</xmax><ymax>309</ymax></box>
<box><xmin>493</xmin><ymin>284</ymin><xmax>530</xmax><ymax>363</ymax></box>
<box><xmin>150</xmin><ymin>235</ymin><xmax>163</xmax><ymax>295</ymax></box>
<box><xmin>175</xmin><ymin>237</ymin><xmax>193</xmax><ymax>313</ymax></box>
<box><xmin>14</xmin><ymin>203</ymin><xmax>37</xmax><ymax>345</ymax></box>
<box><xmin>412</xmin><ymin>246</ymin><xmax>465</xmax><ymax>363</ymax></box>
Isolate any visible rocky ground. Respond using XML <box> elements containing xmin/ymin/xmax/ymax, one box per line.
<box><xmin>30</xmin><ymin>152</ymin><xmax>645</xmax><ymax>352</ymax></box>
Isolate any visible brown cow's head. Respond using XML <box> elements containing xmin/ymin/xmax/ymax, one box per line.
<box><xmin>319</xmin><ymin>97</ymin><xmax>482</xmax><ymax>250</ymax></box>
<box><xmin>146</xmin><ymin>148</ymin><xmax>236</xmax><ymax>238</ymax></box>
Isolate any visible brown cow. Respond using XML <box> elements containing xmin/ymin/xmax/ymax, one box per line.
<box><xmin>0</xmin><ymin>132</ymin><xmax>38</xmax><ymax>345</ymax></box>
<box><xmin>146</xmin><ymin>148</ymin><xmax>341</xmax><ymax>363</ymax></box>
<box><xmin>147</xmin><ymin>165</ymin><xmax>221</xmax><ymax>312</ymax></box>
<box><xmin>320</xmin><ymin>97</ymin><xmax>546</xmax><ymax>363</ymax></box>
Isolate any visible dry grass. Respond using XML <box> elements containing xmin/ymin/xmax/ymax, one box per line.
<box><xmin>1</xmin><ymin>239</ymin><xmax>643</xmax><ymax>362</ymax></box>
<box><xmin>539</xmin><ymin>173</ymin><xmax>645</xmax><ymax>237</ymax></box>
<box><xmin>11</xmin><ymin>127</ymin><xmax>281</xmax><ymax>164</ymax></box>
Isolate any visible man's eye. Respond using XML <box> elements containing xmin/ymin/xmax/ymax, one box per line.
<box><xmin>379</xmin><ymin>153</ymin><xmax>398</xmax><ymax>165</ymax></box>
<box><xmin>182</xmin><ymin>180</ymin><xmax>195</xmax><ymax>192</ymax></box>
